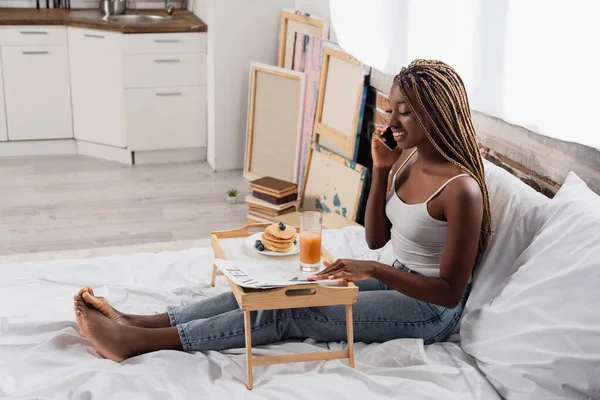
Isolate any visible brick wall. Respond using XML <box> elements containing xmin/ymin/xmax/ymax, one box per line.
<box><xmin>358</xmin><ymin>84</ymin><xmax>560</xmax><ymax>198</ymax></box>
<box><xmin>479</xmin><ymin>145</ymin><xmax>560</xmax><ymax>198</ymax></box>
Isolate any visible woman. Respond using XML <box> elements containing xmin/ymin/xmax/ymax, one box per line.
<box><xmin>73</xmin><ymin>59</ymin><xmax>490</xmax><ymax>362</ymax></box>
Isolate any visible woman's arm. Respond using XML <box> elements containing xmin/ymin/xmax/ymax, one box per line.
<box><xmin>316</xmin><ymin>177</ymin><xmax>484</xmax><ymax>308</ymax></box>
<box><xmin>364</xmin><ymin>166</ymin><xmax>393</xmax><ymax>249</ymax></box>
<box><xmin>364</xmin><ymin>127</ymin><xmax>403</xmax><ymax>249</ymax></box>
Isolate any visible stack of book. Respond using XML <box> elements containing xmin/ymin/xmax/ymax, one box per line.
<box><xmin>246</xmin><ymin>177</ymin><xmax>300</xmax><ymax>223</ymax></box>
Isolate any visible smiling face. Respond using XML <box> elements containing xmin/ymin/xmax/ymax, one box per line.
<box><xmin>386</xmin><ymin>81</ymin><xmax>433</xmax><ymax>150</ymax></box>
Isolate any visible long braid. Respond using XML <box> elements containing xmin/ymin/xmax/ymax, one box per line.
<box><xmin>394</xmin><ymin>59</ymin><xmax>491</xmax><ymax>253</ymax></box>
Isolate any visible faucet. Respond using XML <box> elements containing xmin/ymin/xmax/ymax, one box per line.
<box><xmin>165</xmin><ymin>0</ymin><xmax>174</xmax><ymax>15</ymax></box>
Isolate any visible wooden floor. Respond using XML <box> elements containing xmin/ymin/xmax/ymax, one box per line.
<box><xmin>0</xmin><ymin>155</ymin><xmax>249</xmax><ymax>256</ymax></box>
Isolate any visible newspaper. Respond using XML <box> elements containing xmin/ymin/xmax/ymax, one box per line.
<box><xmin>213</xmin><ymin>259</ymin><xmax>336</xmax><ymax>289</ymax></box>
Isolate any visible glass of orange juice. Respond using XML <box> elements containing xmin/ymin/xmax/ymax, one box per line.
<box><xmin>299</xmin><ymin>211</ymin><xmax>323</xmax><ymax>271</ymax></box>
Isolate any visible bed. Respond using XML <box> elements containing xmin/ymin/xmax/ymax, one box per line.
<box><xmin>2</xmin><ymin>156</ymin><xmax>599</xmax><ymax>399</ymax></box>
<box><xmin>0</xmin><ymin>242</ymin><xmax>500</xmax><ymax>399</ymax></box>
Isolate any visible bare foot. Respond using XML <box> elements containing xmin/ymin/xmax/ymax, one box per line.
<box><xmin>74</xmin><ymin>299</ymin><xmax>133</xmax><ymax>362</ymax></box>
<box><xmin>75</xmin><ymin>286</ymin><xmax>131</xmax><ymax>326</ymax></box>
<box><xmin>73</xmin><ymin>295</ymin><xmax>90</xmax><ymax>337</ymax></box>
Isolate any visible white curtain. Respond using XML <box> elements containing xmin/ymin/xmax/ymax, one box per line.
<box><xmin>330</xmin><ymin>0</ymin><xmax>600</xmax><ymax>149</ymax></box>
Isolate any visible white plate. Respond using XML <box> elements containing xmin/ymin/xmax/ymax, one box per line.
<box><xmin>244</xmin><ymin>232</ymin><xmax>299</xmax><ymax>257</ymax></box>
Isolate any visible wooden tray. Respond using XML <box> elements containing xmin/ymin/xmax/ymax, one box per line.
<box><xmin>210</xmin><ymin>223</ymin><xmax>358</xmax><ymax>390</ymax></box>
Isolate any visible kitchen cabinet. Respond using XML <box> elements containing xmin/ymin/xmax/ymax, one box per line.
<box><xmin>2</xmin><ymin>45</ymin><xmax>73</xmax><ymax>140</ymax></box>
<box><xmin>0</xmin><ymin>26</ymin><xmax>67</xmax><ymax>46</ymax></box>
<box><xmin>122</xmin><ymin>53</ymin><xmax>206</xmax><ymax>89</ymax></box>
<box><xmin>120</xmin><ymin>32</ymin><xmax>206</xmax><ymax>55</ymax></box>
<box><xmin>125</xmin><ymin>86</ymin><xmax>206</xmax><ymax>151</ymax></box>
<box><xmin>68</xmin><ymin>27</ymin><xmax>207</xmax><ymax>155</ymax></box>
<box><xmin>68</xmin><ymin>28</ymin><xmax>127</xmax><ymax>148</ymax></box>
<box><xmin>0</xmin><ymin>53</ymin><xmax>7</xmax><ymax>142</ymax></box>
<box><xmin>0</xmin><ymin>22</ymin><xmax>207</xmax><ymax>163</ymax></box>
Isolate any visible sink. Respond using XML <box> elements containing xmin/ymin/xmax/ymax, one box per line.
<box><xmin>105</xmin><ymin>14</ymin><xmax>175</xmax><ymax>23</ymax></box>
<box><xmin>69</xmin><ymin>10</ymin><xmax>176</xmax><ymax>24</ymax></box>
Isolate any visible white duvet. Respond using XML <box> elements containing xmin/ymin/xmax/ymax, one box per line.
<box><xmin>0</xmin><ymin>231</ymin><xmax>500</xmax><ymax>400</ymax></box>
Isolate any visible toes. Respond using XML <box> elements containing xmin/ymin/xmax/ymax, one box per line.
<box><xmin>77</xmin><ymin>286</ymin><xmax>95</xmax><ymax>300</ymax></box>
<box><xmin>76</xmin><ymin>298</ymin><xmax>87</xmax><ymax>311</ymax></box>
<box><xmin>82</xmin><ymin>292</ymin><xmax>98</xmax><ymax>306</ymax></box>
<box><xmin>82</xmin><ymin>292</ymin><xmax>106</xmax><ymax>311</ymax></box>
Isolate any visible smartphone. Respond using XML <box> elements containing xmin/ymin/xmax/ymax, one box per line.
<box><xmin>380</xmin><ymin>127</ymin><xmax>398</xmax><ymax>151</ymax></box>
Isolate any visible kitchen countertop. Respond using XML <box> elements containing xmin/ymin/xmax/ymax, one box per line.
<box><xmin>0</xmin><ymin>8</ymin><xmax>207</xmax><ymax>33</ymax></box>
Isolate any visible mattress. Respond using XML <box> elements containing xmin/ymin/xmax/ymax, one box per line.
<box><xmin>0</xmin><ymin>231</ymin><xmax>500</xmax><ymax>399</ymax></box>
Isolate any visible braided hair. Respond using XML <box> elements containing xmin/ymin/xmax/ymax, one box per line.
<box><xmin>394</xmin><ymin>59</ymin><xmax>491</xmax><ymax>253</ymax></box>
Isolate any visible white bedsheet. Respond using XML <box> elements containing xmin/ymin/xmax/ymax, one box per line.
<box><xmin>0</xmin><ymin>236</ymin><xmax>500</xmax><ymax>399</ymax></box>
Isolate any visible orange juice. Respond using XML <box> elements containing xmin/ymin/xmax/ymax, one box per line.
<box><xmin>300</xmin><ymin>231</ymin><xmax>322</xmax><ymax>267</ymax></box>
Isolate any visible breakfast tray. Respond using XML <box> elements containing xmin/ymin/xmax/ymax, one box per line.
<box><xmin>210</xmin><ymin>223</ymin><xmax>358</xmax><ymax>390</ymax></box>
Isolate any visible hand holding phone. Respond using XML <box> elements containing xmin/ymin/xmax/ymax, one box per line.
<box><xmin>372</xmin><ymin>125</ymin><xmax>401</xmax><ymax>169</ymax></box>
<box><xmin>380</xmin><ymin>127</ymin><xmax>398</xmax><ymax>151</ymax></box>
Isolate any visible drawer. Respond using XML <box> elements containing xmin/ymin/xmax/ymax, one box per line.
<box><xmin>2</xmin><ymin>46</ymin><xmax>73</xmax><ymax>140</ymax></box>
<box><xmin>121</xmin><ymin>33</ymin><xmax>206</xmax><ymax>55</ymax></box>
<box><xmin>0</xmin><ymin>26</ymin><xmax>67</xmax><ymax>46</ymax></box>
<box><xmin>125</xmin><ymin>86</ymin><xmax>206</xmax><ymax>151</ymax></box>
<box><xmin>123</xmin><ymin>53</ymin><xmax>206</xmax><ymax>88</ymax></box>
<box><xmin>67</xmin><ymin>27</ymin><xmax>121</xmax><ymax>50</ymax></box>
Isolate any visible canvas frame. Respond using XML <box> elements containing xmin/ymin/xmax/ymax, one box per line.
<box><xmin>312</xmin><ymin>45</ymin><xmax>366</xmax><ymax>160</ymax></box>
<box><xmin>244</xmin><ymin>63</ymin><xmax>306</xmax><ymax>182</ymax></box>
<box><xmin>301</xmin><ymin>144</ymin><xmax>369</xmax><ymax>222</ymax></box>
<box><xmin>277</xmin><ymin>9</ymin><xmax>328</xmax><ymax>69</ymax></box>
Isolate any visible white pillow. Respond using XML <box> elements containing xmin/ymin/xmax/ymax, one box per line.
<box><xmin>460</xmin><ymin>172</ymin><xmax>600</xmax><ymax>399</ymax></box>
<box><xmin>462</xmin><ymin>160</ymin><xmax>549</xmax><ymax>316</ymax></box>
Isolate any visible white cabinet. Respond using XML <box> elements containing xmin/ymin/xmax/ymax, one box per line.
<box><xmin>67</xmin><ymin>27</ymin><xmax>207</xmax><ymax>156</ymax></box>
<box><xmin>122</xmin><ymin>53</ymin><xmax>206</xmax><ymax>88</ymax></box>
<box><xmin>121</xmin><ymin>32</ymin><xmax>207</xmax><ymax>153</ymax></box>
<box><xmin>2</xmin><ymin>45</ymin><xmax>73</xmax><ymax>140</ymax></box>
<box><xmin>125</xmin><ymin>86</ymin><xmax>206</xmax><ymax>151</ymax></box>
<box><xmin>0</xmin><ymin>26</ymin><xmax>67</xmax><ymax>46</ymax></box>
<box><xmin>121</xmin><ymin>32</ymin><xmax>206</xmax><ymax>54</ymax></box>
<box><xmin>0</xmin><ymin>24</ymin><xmax>207</xmax><ymax>161</ymax></box>
<box><xmin>0</xmin><ymin>53</ymin><xmax>7</xmax><ymax>142</ymax></box>
<box><xmin>68</xmin><ymin>28</ymin><xmax>126</xmax><ymax>148</ymax></box>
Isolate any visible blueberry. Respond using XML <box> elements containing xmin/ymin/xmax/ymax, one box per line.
<box><xmin>258</xmin><ymin>244</ymin><xmax>265</xmax><ymax>251</ymax></box>
<box><xmin>278</xmin><ymin>222</ymin><xmax>286</xmax><ymax>231</ymax></box>
<box><xmin>254</xmin><ymin>239</ymin><xmax>262</xmax><ymax>248</ymax></box>
<box><xmin>293</xmin><ymin>239</ymin><xmax>297</xmax><ymax>245</ymax></box>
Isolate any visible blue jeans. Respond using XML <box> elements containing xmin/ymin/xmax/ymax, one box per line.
<box><xmin>167</xmin><ymin>262</ymin><xmax>470</xmax><ymax>351</ymax></box>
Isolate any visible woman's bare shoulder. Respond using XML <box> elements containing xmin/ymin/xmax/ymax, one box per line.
<box><xmin>444</xmin><ymin>174</ymin><xmax>483</xmax><ymax>208</ymax></box>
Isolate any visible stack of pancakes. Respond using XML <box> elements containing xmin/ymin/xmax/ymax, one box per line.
<box><xmin>261</xmin><ymin>223</ymin><xmax>297</xmax><ymax>252</ymax></box>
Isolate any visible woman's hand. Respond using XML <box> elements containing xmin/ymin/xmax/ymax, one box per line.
<box><xmin>372</xmin><ymin>125</ymin><xmax>401</xmax><ymax>169</ymax></box>
<box><xmin>308</xmin><ymin>259</ymin><xmax>376</xmax><ymax>281</ymax></box>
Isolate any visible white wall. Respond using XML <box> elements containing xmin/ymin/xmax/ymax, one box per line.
<box><xmin>330</xmin><ymin>0</ymin><xmax>600</xmax><ymax>149</ymax></box>
<box><xmin>203</xmin><ymin>0</ymin><xmax>294</xmax><ymax>171</ymax></box>
<box><xmin>188</xmin><ymin>0</ymin><xmax>206</xmax><ymax>22</ymax></box>
<box><xmin>198</xmin><ymin>0</ymin><xmax>336</xmax><ymax>171</ymax></box>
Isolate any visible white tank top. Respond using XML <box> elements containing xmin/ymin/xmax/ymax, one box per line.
<box><xmin>385</xmin><ymin>149</ymin><xmax>470</xmax><ymax>277</ymax></box>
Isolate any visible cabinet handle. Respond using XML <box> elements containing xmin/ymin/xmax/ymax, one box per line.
<box><xmin>84</xmin><ymin>33</ymin><xmax>105</xmax><ymax>39</ymax></box>
<box><xmin>20</xmin><ymin>31</ymin><xmax>48</xmax><ymax>35</ymax></box>
<box><xmin>154</xmin><ymin>59</ymin><xmax>181</xmax><ymax>63</ymax></box>
<box><xmin>22</xmin><ymin>51</ymin><xmax>50</xmax><ymax>55</ymax></box>
<box><xmin>156</xmin><ymin>92</ymin><xmax>182</xmax><ymax>96</ymax></box>
<box><xmin>154</xmin><ymin>39</ymin><xmax>180</xmax><ymax>43</ymax></box>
